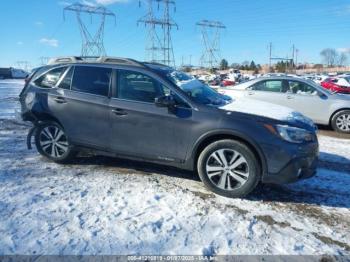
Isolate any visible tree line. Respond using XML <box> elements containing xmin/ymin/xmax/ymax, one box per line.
<box><xmin>220</xmin><ymin>59</ymin><xmax>262</xmax><ymax>73</ymax></box>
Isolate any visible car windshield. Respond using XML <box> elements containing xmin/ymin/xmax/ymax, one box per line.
<box><xmin>166</xmin><ymin>70</ymin><xmax>232</xmax><ymax>106</ymax></box>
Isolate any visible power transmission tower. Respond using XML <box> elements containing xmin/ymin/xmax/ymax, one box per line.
<box><xmin>16</xmin><ymin>61</ymin><xmax>30</xmax><ymax>71</ymax></box>
<box><xmin>64</xmin><ymin>3</ymin><xmax>116</xmax><ymax>57</ymax></box>
<box><xmin>138</xmin><ymin>0</ymin><xmax>164</xmax><ymax>63</ymax></box>
<box><xmin>138</xmin><ymin>0</ymin><xmax>178</xmax><ymax>66</ymax></box>
<box><xmin>39</xmin><ymin>57</ymin><xmax>50</xmax><ymax>66</ymax></box>
<box><xmin>196</xmin><ymin>20</ymin><xmax>226</xmax><ymax>69</ymax></box>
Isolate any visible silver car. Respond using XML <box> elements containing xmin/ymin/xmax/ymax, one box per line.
<box><xmin>223</xmin><ymin>76</ymin><xmax>350</xmax><ymax>133</ymax></box>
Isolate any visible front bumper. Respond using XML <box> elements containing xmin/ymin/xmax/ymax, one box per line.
<box><xmin>262</xmin><ymin>156</ymin><xmax>318</xmax><ymax>184</ymax></box>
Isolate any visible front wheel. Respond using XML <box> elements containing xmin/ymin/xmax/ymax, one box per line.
<box><xmin>331</xmin><ymin>110</ymin><xmax>350</xmax><ymax>134</ymax></box>
<box><xmin>197</xmin><ymin>139</ymin><xmax>260</xmax><ymax>198</ymax></box>
<box><xmin>35</xmin><ymin>122</ymin><xmax>76</xmax><ymax>163</ymax></box>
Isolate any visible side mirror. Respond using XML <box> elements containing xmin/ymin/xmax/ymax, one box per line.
<box><xmin>318</xmin><ymin>92</ymin><xmax>328</xmax><ymax>100</ymax></box>
<box><xmin>155</xmin><ymin>95</ymin><xmax>176</xmax><ymax>108</ymax></box>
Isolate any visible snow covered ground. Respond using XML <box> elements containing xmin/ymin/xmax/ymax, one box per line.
<box><xmin>0</xmin><ymin>80</ymin><xmax>349</xmax><ymax>255</ymax></box>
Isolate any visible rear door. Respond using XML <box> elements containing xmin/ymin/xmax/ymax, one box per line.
<box><xmin>47</xmin><ymin>65</ymin><xmax>112</xmax><ymax>149</ymax></box>
<box><xmin>283</xmin><ymin>80</ymin><xmax>329</xmax><ymax>124</ymax></box>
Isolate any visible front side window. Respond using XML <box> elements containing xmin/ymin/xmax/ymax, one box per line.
<box><xmin>252</xmin><ymin>80</ymin><xmax>288</xmax><ymax>93</ymax></box>
<box><xmin>71</xmin><ymin>66</ymin><xmax>111</xmax><ymax>96</ymax></box>
<box><xmin>289</xmin><ymin>81</ymin><xmax>318</xmax><ymax>95</ymax></box>
<box><xmin>34</xmin><ymin>67</ymin><xmax>67</xmax><ymax>88</ymax></box>
<box><xmin>117</xmin><ymin>70</ymin><xmax>168</xmax><ymax>103</ymax></box>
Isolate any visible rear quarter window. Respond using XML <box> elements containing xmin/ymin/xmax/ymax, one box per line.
<box><xmin>34</xmin><ymin>67</ymin><xmax>68</xmax><ymax>88</ymax></box>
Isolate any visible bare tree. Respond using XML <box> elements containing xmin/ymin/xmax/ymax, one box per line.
<box><xmin>320</xmin><ymin>48</ymin><xmax>338</xmax><ymax>67</ymax></box>
<box><xmin>338</xmin><ymin>52</ymin><xmax>348</xmax><ymax>67</ymax></box>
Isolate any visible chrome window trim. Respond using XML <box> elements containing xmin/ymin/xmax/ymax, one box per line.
<box><xmin>32</xmin><ymin>66</ymin><xmax>69</xmax><ymax>90</ymax></box>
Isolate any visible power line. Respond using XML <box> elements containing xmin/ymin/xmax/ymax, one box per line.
<box><xmin>63</xmin><ymin>3</ymin><xmax>116</xmax><ymax>57</ymax></box>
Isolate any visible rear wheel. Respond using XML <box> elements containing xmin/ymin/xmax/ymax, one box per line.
<box><xmin>331</xmin><ymin>110</ymin><xmax>350</xmax><ymax>133</ymax></box>
<box><xmin>35</xmin><ymin>122</ymin><xmax>76</xmax><ymax>163</ymax></box>
<box><xmin>197</xmin><ymin>139</ymin><xmax>260</xmax><ymax>198</ymax></box>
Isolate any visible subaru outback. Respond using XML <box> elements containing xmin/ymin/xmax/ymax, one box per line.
<box><xmin>19</xmin><ymin>57</ymin><xmax>319</xmax><ymax>198</ymax></box>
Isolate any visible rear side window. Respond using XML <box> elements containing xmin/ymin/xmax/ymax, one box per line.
<box><xmin>71</xmin><ymin>66</ymin><xmax>111</xmax><ymax>97</ymax></box>
<box><xmin>34</xmin><ymin>67</ymin><xmax>67</xmax><ymax>88</ymax></box>
<box><xmin>289</xmin><ymin>81</ymin><xmax>318</xmax><ymax>95</ymax></box>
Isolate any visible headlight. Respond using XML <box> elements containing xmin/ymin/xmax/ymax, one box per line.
<box><xmin>276</xmin><ymin>125</ymin><xmax>314</xmax><ymax>144</ymax></box>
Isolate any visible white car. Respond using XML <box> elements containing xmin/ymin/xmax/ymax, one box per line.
<box><xmin>221</xmin><ymin>76</ymin><xmax>350</xmax><ymax>133</ymax></box>
<box><xmin>336</xmin><ymin>77</ymin><xmax>350</xmax><ymax>87</ymax></box>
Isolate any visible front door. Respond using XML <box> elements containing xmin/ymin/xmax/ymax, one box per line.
<box><xmin>109</xmin><ymin>69</ymin><xmax>193</xmax><ymax>162</ymax></box>
<box><xmin>245</xmin><ymin>79</ymin><xmax>289</xmax><ymax>106</ymax></box>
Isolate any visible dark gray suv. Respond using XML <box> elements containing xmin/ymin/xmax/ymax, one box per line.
<box><xmin>20</xmin><ymin>57</ymin><xmax>319</xmax><ymax>198</ymax></box>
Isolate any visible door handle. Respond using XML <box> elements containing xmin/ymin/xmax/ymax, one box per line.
<box><xmin>53</xmin><ymin>97</ymin><xmax>67</xmax><ymax>104</ymax></box>
<box><xmin>287</xmin><ymin>95</ymin><xmax>293</xmax><ymax>100</ymax></box>
<box><xmin>248</xmin><ymin>92</ymin><xmax>254</xmax><ymax>96</ymax></box>
<box><xmin>112</xmin><ymin>108</ymin><xmax>128</xmax><ymax>116</ymax></box>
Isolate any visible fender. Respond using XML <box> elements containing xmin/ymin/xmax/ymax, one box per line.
<box><xmin>186</xmin><ymin>129</ymin><xmax>268</xmax><ymax>175</ymax></box>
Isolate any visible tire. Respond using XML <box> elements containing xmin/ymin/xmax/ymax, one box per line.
<box><xmin>197</xmin><ymin>139</ymin><xmax>260</xmax><ymax>198</ymax></box>
<box><xmin>35</xmin><ymin>122</ymin><xmax>76</xmax><ymax>163</ymax></box>
<box><xmin>331</xmin><ymin>110</ymin><xmax>350</xmax><ymax>134</ymax></box>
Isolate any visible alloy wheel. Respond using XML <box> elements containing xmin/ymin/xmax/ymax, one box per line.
<box><xmin>336</xmin><ymin>113</ymin><xmax>350</xmax><ymax>132</ymax></box>
<box><xmin>39</xmin><ymin>125</ymin><xmax>69</xmax><ymax>158</ymax></box>
<box><xmin>205</xmin><ymin>149</ymin><xmax>250</xmax><ymax>191</ymax></box>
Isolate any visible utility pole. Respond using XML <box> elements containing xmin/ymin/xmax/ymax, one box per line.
<box><xmin>295</xmin><ymin>49</ymin><xmax>299</xmax><ymax>68</ymax></box>
<box><xmin>196</xmin><ymin>20</ymin><xmax>226</xmax><ymax>69</ymax></box>
<box><xmin>138</xmin><ymin>0</ymin><xmax>178</xmax><ymax>66</ymax></box>
<box><xmin>64</xmin><ymin>3</ymin><xmax>116</xmax><ymax>57</ymax></box>
<box><xmin>292</xmin><ymin>44</ymin><xmax>295</xmax><ymax>71</ymax></box>
<box><xmin>269</xmin><ymin>42</ymin><xmax>272</xmax><ymax>71</ymax></box>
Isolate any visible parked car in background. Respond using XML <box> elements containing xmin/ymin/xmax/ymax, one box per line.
<box><xmin>19</xmin><ymin>57</ymin><xmax>319</xmax><ymax>198</ymax></box>
<box><xmin>320</xmin><ymin>77</ymin><xmax>350</xmax><ymax>94</ymax></box>
<box><xmin>313</xmin><ymin>75</ymin><xmax>329</xmax><ymax>85</ymax></box>
<box><xmin>222</xmin><ymin>76</ymin><xmax>350</xmax><ymax>133</ymax></box>
<box><xmin>229</xmin><ymin>69</ymin><xmax>241</xmax><ymax>81</ymax></box>
<box><xmin>0</xmin><ymin>67</ymin><xmax>28</xmax><ymax>79</ymax></box>
<box><xmin>222</xmin><ymin>79</ymin><xmax>235</xmax><ymax>87</ymax></box>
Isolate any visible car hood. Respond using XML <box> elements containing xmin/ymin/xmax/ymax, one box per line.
<box><xmin>219</xmin><ymin>98</ymin><xmax>315</xmax><ymax>127</ymax></box>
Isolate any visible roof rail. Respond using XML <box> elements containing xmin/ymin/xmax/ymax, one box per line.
<box><xmin>47</xmin><ymin>56</ymin><xmax>145</xmax><ymax>67</ymax></box>
<box><xmin>96</xmin><ymin>57</ymin><xmax>144</xmax><ymax>67</ymax></box>
<box><xmin>47</xmin><ymin>56</ymin><xmax>85</xmax><ymax>65</ymax></box>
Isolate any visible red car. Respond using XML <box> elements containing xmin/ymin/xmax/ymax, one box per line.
<box><xmin>320</xmin><ymin>77</ymin><xmax>350</xmax><ymax>94</ymax></box>
<box><xmin>222</xmin><ymin>79</ymin><xmax>235</xmax><ymax>86</ymax></box>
